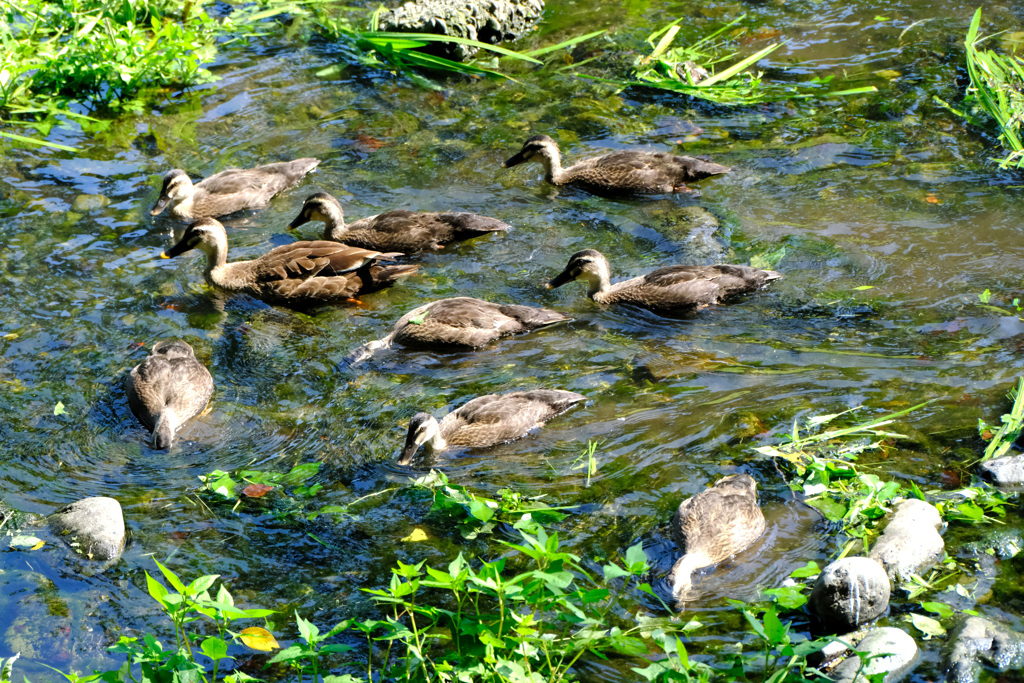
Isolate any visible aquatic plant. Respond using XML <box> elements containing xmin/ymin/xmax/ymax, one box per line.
<box><xmin>977</xmin><ymin>377</ymin><xmax>1024</xmax><ymax>461</ymax></box>
<box><xmin>585</xmin><ymin>15</ymin><xmax>877</xmax><ymax>105</ymax></box>
<box><xmin>935</xmin><ymin>8</ymin><xmax>1024</xmax><ymax>168</ymax></box>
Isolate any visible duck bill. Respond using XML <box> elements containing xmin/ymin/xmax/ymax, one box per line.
<box><xmin>546</xmin><ymin>268</ymin><xmax>575</xmax><ymax>289</ymax></box>
<box><xmin>502</xmin><ymin>151</ymin><xmax>528</xmax><ymax>168</ymax></box>
<box><xmin>287</xmin><ymin>213</ymin><xmax>310</xmax><ymax>230</ymax></box>
<box><xmin>150</xmin><ymin>196</ymin><xmax>169</xmax><ymax>216</ymax></box>
<box><xmin>397</xmin><ymin>441</ymin><xmax>422</xmax><ymax>466</ymax></box>
<box><xmin>161</xmin><ymin>237</ymin><xmax>194</xmax><ymax>259</ymax></box>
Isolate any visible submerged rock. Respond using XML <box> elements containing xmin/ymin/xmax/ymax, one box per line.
<box><xmin>809</xmin><ymin>557</ymin><xmax>890</xmax><ymax>633</ymax></box>
<box><xmin>868</xmin><ymin>499</ymin><xmax>944</xmax><ymax>582</ymax></box>
<box><xmin>830</xmin><ymin>627</ymin><xmax>919</xmax><ymax>683</ymax></box>
<box><xmin>71</xmin><ymin>194</ymin><xmax>110</xmax><ymax>212</ymax></box>
<box><xmin>378</xmin><ymin>0</ymin><xmax>544</xmax><ymax>61</ymax></box>
<box><xmin>944</xmin><ymin>616</ymin><xmax>1024</xmax><ymax>683</ymax></box>
<box><xmin>979</xmin><ymin>453</ymin><xmax>1024</xmax><ymax>485</ymax></box>
<box><xmin>47</xmin><ymin>497</ymin><xmax>125</xmax><ymax>562</ymax></box>
<box><xmin>654</xmin><ymin>206</ymin><xmax>726</xmax><ymax>263</ymax></box>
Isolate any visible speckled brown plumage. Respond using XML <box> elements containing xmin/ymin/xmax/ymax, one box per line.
<box><xmin>288</xmin><ymin>192</ymin><xmax>510</xmax><ymax>253</ymax></box>
<box><xmin>502</xmin><ymin>135</ymin><xmax>728</xmax><ymax>195</ymax></box>
<box><xmin>348</xmin><ymin>297</ymin><xmax>570</xmax><ymax>363</ymax></box>
<box><xmin>161</xmin><ymin>218</ymin><xmax>417</xmax><ymax>307</ymax></box>
<box><xmin>669</xmin><ymin>474</ymin><xmax>766</xmax><ymax>603</ymax></box>
<box><xmin>399</xmin><ymin>389</ymin><xmax>585</xmax><ymax>465</ymax></box>
<box><xmin>125</xmin><ymin>340</ymin><xmax>213</xmax><ymax>450</ymax></box>
<box><xmin>150</xmin><ymin>159</ymin><xmax>320</xmax><ymax>219</ymax></box>
<box><xmin>546</xmin><ymin>249</ymin><xmax>781</xmax><ymax>314</ymax></box>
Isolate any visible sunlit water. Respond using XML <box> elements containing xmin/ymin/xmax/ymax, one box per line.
<box><xmin>2</xmin><ymin>0</ymin><xmax>1024</xmax><ymax>679</ymax></box>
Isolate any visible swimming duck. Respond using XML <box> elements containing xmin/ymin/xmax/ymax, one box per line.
<box><xmin>348</xmin><ymin>297</ymin><xmax>570</xmax><ymax>363</ymax></box>
<box><xmin>546</xmin><ymin>249</ymin><xmax>780</xmax><ymax>314</ymax></box>
<box><xmin>287</xmin><ymin>192</ymin><xmax>510</xmax><ymax>253</ymax></box>
<box><xmin>399</xmin><ymin>389</ymin><xmax>585</xmax><ymax>465</ymax></box>
<box><xmin>126</xmin><ymin>340</ymin><xmax>214</xmax><ymax>450</ymax></box>
<box><xmin>669</xmin><ymin>473</ymin><xmax>766</xmax><ymax>604</ymax></box>
<box><xmin>150</xmin><ymin>158</ymin><xmax>320</xmax><ymax>219</ymax></box>
<box><xmin>160</xmin><ymin>218</ymin><xmax>418</xmax><ymax>307</ymax></box>
<box><xmin>502</xmin><ymin>135</ymin><xmax>729</xmax><ymax>195</ymax></box>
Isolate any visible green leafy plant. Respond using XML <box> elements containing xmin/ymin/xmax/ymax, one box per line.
<box><xmin>977</xmin><ymin>377</ymin><xmax>1024</xmax><ymax>461</ymax></box>
<box><xmin>586</xmin><ymin>16</ymin><xmax>876</xmax><ymax>105</ymax></box>
<box><xmin>569</xmin><ymin>439</ymin><xmax>600</xmax><ymax>487</ymax></box>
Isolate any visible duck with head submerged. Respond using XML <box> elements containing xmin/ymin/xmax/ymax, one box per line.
<box><xmin>668</xmin><ymin>473</ymin><xmax>766</xmax><ymax>609</ymax></box>
<box><xmin>150</xmin><ymin>158</ymin><xmax>320</xmax><ymax>219</ymax></box>
<box><xmin>160</xmin><ymin>217</ymin><xmax>417</xmax><ymax>307</ymax></box>
<box><xmin>546</xmin><ymin>249</ymin><xmax>781</xmax><ymax>315</ymax></box>
<box><xmin>126</xmin><ymin>340</ymin><xmax>213</xmax><ymax>450</ymax></box>
<box><xmin>399</xmin><ymin>389</ymin><xmax>585</xmax><ymax>466</ymax></box>
<box><xmin>502</xmin><ymin>135</ymin><xmax>728</xmax><ymax>195</ymax></box>
<box><xmin>287</xmin><ymin>192</ymin><xmax>510</xmax><ymax>253</ymax></box>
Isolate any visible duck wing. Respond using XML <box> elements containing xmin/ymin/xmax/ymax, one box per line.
<box><xmin>443</xmin><ymin>390</ymin><xmax>585</xmax><ymax>447</ymax></box>
<box><xmin>671</xmin><ymin>483</ymin><xmax>765</xmax><ymax>556</ymax></box>
<box><xmin>195</xmin><ymin>168</ymin><xmax>270</xmax><ymax>196</ymax></box>
<box><xmin>252</xmin><ymin>241</ymin><xmax>399</xmax><ymax>282</ymax></box>
<box><xmin>569</xmin><ymin>151</ymin><xmax>728</xmax><ymax>193</ymax></box>
<box><xmin>394</xmin><ymin>298</ymin><xmax>568</xmax><ymax>348</ymax></box>
<box><xmin>632</xmin><ymin>265</ymin><xmax>777</xmax><ymax>309</ymax></box>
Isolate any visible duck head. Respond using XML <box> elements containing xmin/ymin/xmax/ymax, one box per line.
<box><xmin>546</xmin><ymin>249</ymin><xmax>611</xmax><ymax>294</ymax></box>
<box><xmin>502</xmin><ymin>135</ymin><xmax>559</xmax><ymax>168</ymax></box>
<box><xmin>287</xmin><ymin>192</ymin><xmax>344</xmax><ymax>231</ymax></box>
<box><xmin>399</xmin><ymin>412</ymin><xmax>441</xmax><ymax>466</ymax></box>
<box><xmin>151</xmin><ymin>340</ymin><xmax>197</xmax><ymax>360</ymax></box>
<box><xmin>161</xmin><ymin>217</ymin><xmax>227</xmax><ymax>261</ymax></box>
<box><xmin>151</xmin><ymin>169</ymin><xmax>194</xmax><ymax>216</ymax></box>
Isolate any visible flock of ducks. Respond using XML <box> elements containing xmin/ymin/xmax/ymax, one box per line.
<box><xmin>128</xmin><ymin>136</ymin><xmax>774</xmax><ymax>605</ymax></box>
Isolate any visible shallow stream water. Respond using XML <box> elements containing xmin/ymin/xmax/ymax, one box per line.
<box><xmin>2</xmin><ymin>0</ymin><xmax>1024</xmax><ymax>679</ymax></box>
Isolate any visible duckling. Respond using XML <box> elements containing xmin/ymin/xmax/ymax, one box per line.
<box><xmin>347</xmin><ymin>297</ymin><xmax>570</xmax><ymax>364</ymax></box>
<box><xmin>287</xmin><ymin>192</ymin><xmax>510</xmax><ymax>253</ymax></box>
<box><xmin>160</xmin><ymin>218</ymin><xmax>418</xmax><ymax>307</ymax></box>
<box><xmin>546</xmin><ymin>249</ymin><xmax>780</xmax><ymax>314</ymax></box>
<box><xmin>399</xmin><ymin>389</ymin><xmax>585</xmax><ymax>465</ymax></box>
<box><xmin>125</xmin><ymin>340</ymin><xmax>214</xmax><ymax>450</ymax></box>
<box><xmin>502</xmin><ymin>135</ymin><xmax>728</xmax><ymax>195</ymax></box>
<box><xmin>669</xmin><ymin>473</ymin><xmax>766</xmax><ymax>604</ymax></box>
<box><xmin>150</xmin><ymin>158</ymin><xmax>320</xmax><ymax>219</ymax></box>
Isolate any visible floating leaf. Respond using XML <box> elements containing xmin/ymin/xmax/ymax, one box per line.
<box><xmin>239</xmin><ymin>627</ymin><xmax>279</xmax><ymax>651</ymax></box>
<box><xmin>54</xmin><ymin>401</ymin><xmax>66</xmax><ymax>415</ymax></box>
<box><xmin>401</xmin><ymin>527</ymin><xmax>429</xmax><ymax>542</ymax></box>
<box><xmin>242</xmin><ymin>483</ymin><xmax>273</xmax><ymax>498</ymax></box>
<box><xmin>30</xmin><ymin>540</ymin><xmax>45</xmax><ymax>551</ymax></box>
<box><xmin>9</xmin><ymin>535</ymin><xmax>43</xmax><ymax>549</ymax></box>
<box><xmin>854</xmin><ymin>285</ymin><xmax>874</xmax><ymax>291</ymax></box>
<box><xmin>920</xmin><ymin>601</ymin><xmax>954</xmax><ymax>618</ymax></box>
<box><xmin>908</xmin><ymin>613</ymin><xmax>946</xmax><ymax>638</ymax></box>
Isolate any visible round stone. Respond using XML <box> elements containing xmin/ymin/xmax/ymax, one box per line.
<box><xmin>809</xmin><ymin>556</ymin><xmax>890</xmax><ymax>633</ymax></box>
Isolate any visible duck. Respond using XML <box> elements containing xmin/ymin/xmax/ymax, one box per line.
<box><xmin>502</xmin><ymin>135</ymin><xmax>728</xmax><ymax>195</ymax></box>
<box><xmin>669</xmin><ymin>473</ymin><xmax>766</xmax><ymax>605</ymax></box>
<box><xmin>150</xmin><ymin>158</ymin><xmax>320</xmax><ymax>219</ymax></box>
<box><xmin>399</xmin><ymin>389</ymin><xmax>585</xmax><ymax>465</ymax></box>
<box><xmin>347</xmin><ymin>297</ymin><xmax>570</xmax><ymax>364</ymax></box>
<box><xmin>287</xmin><ymin>192</ymin><xmax>510</xmax><ymax>253</ymax></box>
<box><xmin>125</xmin><ymin>340</ymin><xmax>214</xmax><ymax>450</ymax></box>
<box><xmin>546</xmin><ymin>249</ymin><xmax>781</xmax><ymax>314</ymax></box>
<box><xmin>160</xmin><ymin>217</ymin><xmax>418</xmax><ymax>307</ymax></box>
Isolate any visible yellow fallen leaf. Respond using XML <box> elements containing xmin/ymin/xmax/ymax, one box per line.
<box><xmin>401</xmin><ymin>527</ymin><xmax>429</xmax><ymax>542</ymax></box>
<box><xmin>30</xmin><ymin>540</ymin><xmax>46</xmax><ymax>551</ymax></box>
<box><xmin>239</xmin><ymin>627</ymin><xmax>279</xmax><ymax>652</ymax></box>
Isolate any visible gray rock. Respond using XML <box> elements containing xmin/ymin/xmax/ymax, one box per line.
<box><xmin>47</xmin><ymin>497</ymin><xmax>125</xmax><ymax>562</ymax></box>
<box><xmin>868</xmin><ymin>499</ymin><xmax>944</xmax><ymax>582</ymax></box>
<box><xmin>944</xmin><ymin>616</ymin><xmax>1024</xmax><ymax>683</ymax></box>
<box><xmin>378</xmin><ymin>0</ymin><xmax>544</xmax><ymax>60</ymax></box>
<box><xmin>980</xmin><ymin>453</ymin><xmax>1024</xmax><ymax>485</ymax></box>
<box><xmin>831</xmin><ymin>627</ymin><xmax>919</xmax><ymax>683</ymax></box>
<box><xmin>70</xmin><ymin>194</ymin><xmax>110</xmax><ymax>212</ymax></box>
<box><xmin>655</xmin><ymin>206</ymin><xmax>726</xmax><ymax>263</ymax></box>
<box><xmin>810</xmin><ymin>557</ymin><xmax>890</xmax><ymax>633</ymax></box>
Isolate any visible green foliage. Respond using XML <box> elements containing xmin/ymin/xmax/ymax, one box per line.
<box><xmin>977</xmin><ymin>377</ymin><xmax>1024</xmax><ymax>461</ymax></box>
<box><xmin>413</xmin><ymin>469</ymin><xmax>570</xmax><ymax>539</ymax></box>
<box><xmin>569</xmin><ymin>439</ymin><xmax>600</xmax><ymax>487</ymax></box>
<box><xmin>0</xmin><ymin>654</ymin><xmax>19</xmax><ymax>683</ymax></box>
<box><xmin>587</xmin><ymin>15</ymin><xmax>877</xmax><ymax>105</ymax></box>
<box><xmin>957</xmin><ymin>8</ymin><xmax>1024</xmax><ymax>168</ymax></box>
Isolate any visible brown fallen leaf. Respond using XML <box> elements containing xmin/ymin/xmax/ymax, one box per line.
<box><xmin>242</xmin><ymin>483</ymin><xmax>273</xmax><ymax>498</ymax></box>
<box><xmin>354</xmin><ymin>134</ymin><xmax>385</xmax><ymax>151</ymax></box>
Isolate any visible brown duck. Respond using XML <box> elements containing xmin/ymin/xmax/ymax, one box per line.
<box><xmin>287</xmin><ymin>192</ymin><xmax>510</xmax><ymax>253</ymax></box>
<box><xmin>150</xmin><ymin>158</ymin><xmax>320</xmax><ymax>219</ymax></box>
<box><xmin>348</xmin><ymin>297</ymin><xmax>570</xmax><ymax>363</ymax></box>
<box><xmin>126</xmin><ymin>340</ymin><xmax>213</xmax><ymax>450</ymax></box>
<box><xmin>502</xmin><ymin>135</ymin><xmax>728</xmax><ymax>195</ymax></box>
<box><xmin>160</xmin><ymin>218</ymin><xmax>418</xmax><ymax>307</ymax></box>
<box><xmin>546</xmin><ymin>249</ymin><xmax>780</xmax><ymax>314</ymax></box>
<box><xmin>399</xmin><ymin>389</ymin><xmax>585</xmax><ymax>465</ymax></box>
<box><xmin>669</xmin><ymin>473</ymin><xmax>766</xmax><ymax>605</ymax></box>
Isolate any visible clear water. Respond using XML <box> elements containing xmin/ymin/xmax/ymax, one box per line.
<box><xmin>2</xmin><ymin>0</ymin><xmax>1024</xmax><ymax>679</ymax></box>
